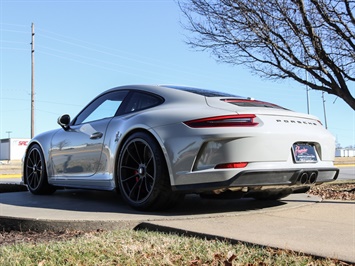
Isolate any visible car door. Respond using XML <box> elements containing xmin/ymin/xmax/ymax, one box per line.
<box><xmin>50</xmin><ymin>90</ymin><xmax>128</xmax><ymax>178</ymax></box>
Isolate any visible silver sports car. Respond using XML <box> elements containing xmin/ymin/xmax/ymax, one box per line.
<box><xmin>23</xmin><ymin>85</ymin><xmax>339</xmax><ymax>211</ymax></box>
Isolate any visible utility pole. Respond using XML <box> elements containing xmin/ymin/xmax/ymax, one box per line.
<box><xmin>303</xmin><ymin>49</ymin><xmax>311</xmax><ymax>114</ymax></box>
<box><xmin>31</xmin><ymin>23</ymin><xmax>35</xmax><ymax>138</ymax></box>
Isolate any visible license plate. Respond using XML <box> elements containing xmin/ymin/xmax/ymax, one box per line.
<box><xmin>292</xmin><ymin>143</ymin><xmax>318</xmax><ymax>163</ymax></box>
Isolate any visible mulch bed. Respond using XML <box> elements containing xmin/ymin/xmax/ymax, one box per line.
<box><xmin>307</xmin><ymin>181</ymin><xmax>355</xmax><ymax>201</ymax></box>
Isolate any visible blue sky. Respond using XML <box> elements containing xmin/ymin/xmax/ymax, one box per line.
<box><xmin>0</xmin><ymin>0</ymin><xmax>354</xmax><ymax>147</ymax></box>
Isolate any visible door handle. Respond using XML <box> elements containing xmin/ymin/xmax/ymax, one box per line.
<box><xmin>90</xmin><ymin>132</ymin><xmax>103</xmax><ymax>139</ymax></box>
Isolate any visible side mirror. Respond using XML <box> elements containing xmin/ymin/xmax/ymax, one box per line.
<box><xmin>57</xmin><ymin>114</ymin><xmax>71</xmax><ymax>130</ymax></box>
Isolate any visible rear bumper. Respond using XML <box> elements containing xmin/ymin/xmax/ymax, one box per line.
<box><xmin>172</xmin><ymin>167</ymin><xmax>339</xmax><ymax>193</ymax></box>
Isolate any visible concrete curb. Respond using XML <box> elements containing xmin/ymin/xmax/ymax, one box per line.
<box><xmin>0</xmin><ymin>187</ymin><xmax>320</xmax><ymax>232</ymax></box>
<box><xmin>0</xmin><ymin>215</ymin><xmax>142</xmax><ymax>232</ymax></box>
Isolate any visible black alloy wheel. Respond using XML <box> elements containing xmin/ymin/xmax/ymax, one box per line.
<box><xmin>25</xmin><ymin>144</ymin><xmax>56</xmax><ymax>195</ymax></box>
<box><xmin>118</xmin><ymin>132</ymin><xmax>181</xmax><ymax>211</ymax></box>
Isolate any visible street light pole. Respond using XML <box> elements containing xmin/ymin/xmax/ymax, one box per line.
<box><xmin>322</xmin><ymin>92</ymin><xmax>328</xmax><ymax>129</ymax></box>
<box><xmin>5</xmin><ymin>131</ymin><xmax>12</xmax><ymax>138</ymax></box>
<box><xmin>306</xmin><ymin>70</ymin><xmax>310</xmax><ymax>114</ymax></box>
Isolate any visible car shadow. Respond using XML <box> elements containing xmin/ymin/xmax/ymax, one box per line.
<box><xmin>0</xmin><ymin>188</ymin><xmax>288</xmax><ymax>216</ymax></box>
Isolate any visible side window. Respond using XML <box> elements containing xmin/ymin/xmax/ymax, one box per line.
<box><xmin>124</xmin><ymin>91</ymin><xmax>163</xmax><ymax>113</ymax></box>
<box><xmin>74</xmin><ymin>90</ymin><xmax>128</xmax><ymax>125</ymax></box>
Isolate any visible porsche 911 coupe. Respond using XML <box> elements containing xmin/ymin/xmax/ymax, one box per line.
<box><xmin>23</xmin><ymin>85</ymin><xmax>339</xmax><ymax>211</ymax></box>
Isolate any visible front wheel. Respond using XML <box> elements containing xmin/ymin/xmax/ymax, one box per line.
<box><xmin>117</xmin><ymin>132</ymin><xmax>182</xmax><ymax>211</ymax></box>
<box><xmin>24</xmin><ymin>144</ymin><xmax>56</xmax><ymax>195</ymax></box>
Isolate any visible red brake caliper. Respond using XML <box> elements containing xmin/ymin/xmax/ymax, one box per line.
<box><xmin>135</xmin><ymin>170</ymin><xmax>139</xmax><ymax>182</ymax></box>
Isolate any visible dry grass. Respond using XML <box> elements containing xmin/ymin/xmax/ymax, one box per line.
<box><xmin>0</xmin><ymin>229</ymin><xmax>348</xmax><ymax>266</ymax></box>
<box><xmin>334</xmin><ymin>157</ymin><xmax>355</xmax><ymax>165</ymax></box>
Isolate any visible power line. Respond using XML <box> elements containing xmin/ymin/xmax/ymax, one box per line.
<box><xmin>34</xmin><ymin>27</ymin><xmax>236</xmax><ymax>82</ymax></box>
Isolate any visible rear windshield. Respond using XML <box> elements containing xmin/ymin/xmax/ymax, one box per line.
<box><xmin>162</xmin><ymin>85</ymin><xmax>287</xmax><ymax>109</ymax></box>
<box><xmin>221</xmin><ymin>99</ymin><xmax>287</xmax><ymax>109</ymax></box>
<box><xmin>163</xmin><ymin>85</ymin><xmax>244</xmax><ymax>97</ymax></box>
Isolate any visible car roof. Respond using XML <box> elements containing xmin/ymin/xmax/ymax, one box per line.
<box><xmin>103</xmin><ymin>84</ymin><xmax>288</xmax><ymax>110</ymax></box>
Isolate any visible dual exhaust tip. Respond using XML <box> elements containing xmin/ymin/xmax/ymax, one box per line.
<box><xmin>297</xmin><ymin>171</ymin><xmax>318</xmax><ymax>184</ymax></box>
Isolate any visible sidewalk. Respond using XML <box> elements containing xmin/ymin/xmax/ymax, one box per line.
<box><xmin>143</xmin><ymin>200</ymin><xmax>355</xmax><ymax>263</ymax></box>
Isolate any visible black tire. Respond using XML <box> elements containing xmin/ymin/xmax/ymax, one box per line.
<box><xmin>117</xmin><ymin>132</ymin><xmax>182</xmax><ymax>211</ymax></box>
<box><xmin>24</xmin><ymin>144</ymin><xmax>56</xmax><ymax>195</ymax></box>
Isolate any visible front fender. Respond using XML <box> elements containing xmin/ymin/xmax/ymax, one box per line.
<box><xmin>22</xmin><ymin>129</ymin><xmax>61</xmax><ymax>182</ymax></box>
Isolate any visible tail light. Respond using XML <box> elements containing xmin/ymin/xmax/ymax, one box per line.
<box><xmin>215</xmin><ymin>162</ymin><xmax>248</xmax><ymax>169</ymax></box>
<box><xmin>184</xmin><ymin>114</ymin><xmax>258</xmax><ymax>128</ymax></box>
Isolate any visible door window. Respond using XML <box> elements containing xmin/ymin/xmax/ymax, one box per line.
<box><xmin>74</xmin><ymin>90</ymin><xmax>128</xmax><ymax>125</ymax></box>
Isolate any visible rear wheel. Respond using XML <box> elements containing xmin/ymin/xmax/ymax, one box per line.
<box><xmin>117</xmin><ymin>132</ymin><xmax>182</xmax><ymax>211</ymax></box>
<box><xmin>24</xmin><ymin>144</ymin><xmax>56</xmax><ymax>195</ymax></box>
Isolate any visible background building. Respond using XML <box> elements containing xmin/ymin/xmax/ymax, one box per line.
<box><xmin>336</xmin><ymin>148</ymin><xmax>355</xmax><ymax>157</ymax></box>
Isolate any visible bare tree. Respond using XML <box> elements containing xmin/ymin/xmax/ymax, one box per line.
<box><xmin>180</xmin><ymin>0</ymin><xmax>355</xmax><ymax>110</ymax></box>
